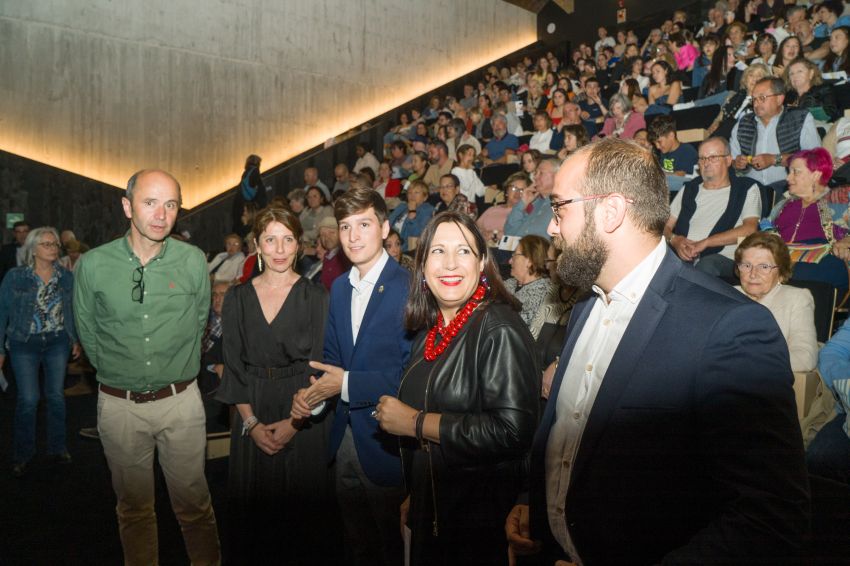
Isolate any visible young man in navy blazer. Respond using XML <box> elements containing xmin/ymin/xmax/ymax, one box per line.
<box><xmin>506</xmin><ymin>139</ymin><xmax>809</xmax><ymax>565</ymax></box>
<box><xmin>292</xmin><ymin>187</ymin><xmax>411</xmax><ymax>566</ymax></box>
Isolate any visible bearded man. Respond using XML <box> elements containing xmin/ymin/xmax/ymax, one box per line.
<box><xmin>506</xmin><ymin>138</ymin><xmax>809</xmax><ymax>565</ymax></box>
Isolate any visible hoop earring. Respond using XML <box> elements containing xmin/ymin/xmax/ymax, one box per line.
<box><xmin>257</xmin><ymin>253</ymin><xmax>264</xmax><ymax>272</ymax></box>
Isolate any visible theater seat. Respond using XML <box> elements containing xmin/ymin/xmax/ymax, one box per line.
<box><xmin>793</xmin><ymin>371</ymin><xmax>823</xmax><ymax>421</ymax></box>
<box><xmin>672</xmin><ymin>104</ymin><xmax>720</xmax><ymax>130</ymax></box>
<box><xmin>480</xmin><ymin>163</ymin><xmax>520</xmax><ymax>187</ymax></box>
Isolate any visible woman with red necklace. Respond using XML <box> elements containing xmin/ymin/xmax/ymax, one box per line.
<box><xmin>374</xmin><ymin>211</ymin><xmax>540</xmax><ymax>565</ymax></box>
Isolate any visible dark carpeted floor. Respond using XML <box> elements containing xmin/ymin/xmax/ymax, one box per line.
<box><xmin>0</xmin><ymin>374</ymin><xmax>230</xmax><ymax>566</ymax></box>
<box><xmin>2</xmin><ymin>372</ymin><xmax>850</xmax><ymax>565</ymax></box>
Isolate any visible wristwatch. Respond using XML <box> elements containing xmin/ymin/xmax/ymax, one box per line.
<box><xmin>774</xmin><ymin>154</ymin><xmax>783</xmax><ymax>167</ymax></box>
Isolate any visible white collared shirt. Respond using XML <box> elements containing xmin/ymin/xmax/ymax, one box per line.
<box><xmin>341</xmin><ymin>249</ymin><xmax>390</xmax><ymax>402</ymax></box>
<box><xmin>545</xmin><ymin>238</ymin><xmax>667</xmax><ymax>563</ymax></box>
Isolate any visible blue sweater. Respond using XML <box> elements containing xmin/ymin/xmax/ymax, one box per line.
<box><xmin>503</xmin><ymin>198</ymin><xmax>553</xmax><ymax>238</ymax></box>
<box><xmin>388</xmin><ymin>202</ymin><xmax>435</xmax><ymax>251</ymax></box>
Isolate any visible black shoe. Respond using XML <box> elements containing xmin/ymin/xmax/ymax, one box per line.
<box><xmin>11</xmin><ymin>462</ymin><xmax>26</xmax><ymax>478</ymax></box>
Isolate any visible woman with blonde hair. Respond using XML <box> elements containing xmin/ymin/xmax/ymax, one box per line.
<box><xmin>784</xmin><ymin>57</ymin><xmax>839</xmax><ymax>122</ymax></box>
<box><xmin>706</xmin><ymin>62</ymin><xmax>772</xmax><ymax>139</ymax></box>
<box><xmin>0</xmin><ymin>227</ymin><xmax>80</xmax><ymax>477</ymax></box>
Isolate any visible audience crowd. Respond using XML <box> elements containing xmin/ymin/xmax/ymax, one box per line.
<box><xmin>3</xmin><ymin>1</ymin><xmax>850</xmax><ymax>564</ymax></box>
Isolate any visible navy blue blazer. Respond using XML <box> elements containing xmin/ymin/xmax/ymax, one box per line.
<box><xmin>324</xmin><ymin>257</ymin><xmax>412</xmax><ymax>487</ymax></box>
<box><xmin>529</xmin><ymin>248</ymin><xmax>810</xmax><ymax>565</ymax></box>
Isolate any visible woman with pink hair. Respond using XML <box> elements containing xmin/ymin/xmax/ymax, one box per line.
<box><xmin>767</xmin><ymin>147</ymin><xmax>850</xmax><ymax>291</ymax></box>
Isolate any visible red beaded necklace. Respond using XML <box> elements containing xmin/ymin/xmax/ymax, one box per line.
<box><xmin>424</xmin><ymin>283</ymin><xmax>487</xmax><ymax>361</ymax></box>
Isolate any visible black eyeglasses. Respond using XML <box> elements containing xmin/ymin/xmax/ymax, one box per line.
<box><xmin>550</xmin><ymin>193</ymin><xmax>634</xmax><ymax>225</ymax></box>
<box><xmin>752</xmin><ymin>93</ymin><xmax>781</xmax><ymax>104</ymax></box>
<box><xmin>132</xmin><ymin>266</ymin><xmax>145</xmax><ymax>304</ymax></box>
<box><xmin>697</xmin><ymin>154</ymin><xmax>730</xmax><ymax>164</ymax></box>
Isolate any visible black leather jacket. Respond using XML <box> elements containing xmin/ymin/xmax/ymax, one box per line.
<box><xmin>399</xmin><ymin>302</ymin><xmax>541</xmax><ymax>562</ymax></box>
<box><xmin>401</xmin><ymin>302</ymin><xmax>541</xmax><ymax>469</ymax></box>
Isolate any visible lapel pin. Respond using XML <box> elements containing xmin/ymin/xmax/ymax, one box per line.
<box><xmin>378</xmin><ymin>285</ymin><xmax>384</xmax><ymax>294</ymax></box>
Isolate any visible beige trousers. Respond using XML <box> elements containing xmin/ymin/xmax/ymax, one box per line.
<box><xmin>97</xmin><ymin>381</ymin><xmax>220</xmax><ymax>566</ymax></box>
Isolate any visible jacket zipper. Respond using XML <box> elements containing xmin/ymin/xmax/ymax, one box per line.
<box><xmin>396</xmin><ymin>354</ymin><xmax>441</xmax><ymax>537</ymax></box>
<box><xmin>397</xmin><ymin>356</ymin><xmax>425</xmax><ymax>494</ymax></box>
<box><xmin>422</xmin><ymin>361</ymin><xmax>440</xmax><ymax>537</ymax></box>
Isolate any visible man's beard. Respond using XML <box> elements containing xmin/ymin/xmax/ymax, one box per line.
<box><xmin>553</xmin><ymin>216</ymin><xmax>609</xmax><ymax>292</ymax></box>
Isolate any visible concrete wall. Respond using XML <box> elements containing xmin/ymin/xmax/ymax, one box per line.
<box><xmin>0</xmin><ymin>0</ymin><xmax>537</xmax><ymax>208</ymax></box>
<box><xmin>0</xmin><ymin>151</ymin><xmax>127</xmax><ymax>248</ymax></box>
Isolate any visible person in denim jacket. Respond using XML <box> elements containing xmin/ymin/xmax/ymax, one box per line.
<box><xmin>0</xmin><ymin>226</ymin><xmax>80</xmax><ymax>477</ymax></box>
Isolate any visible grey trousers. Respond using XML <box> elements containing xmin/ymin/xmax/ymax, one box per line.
<box><xmin>335</xmin><ymin>425</ymin><xmax>406</xmax><ymax>566</ymax></box>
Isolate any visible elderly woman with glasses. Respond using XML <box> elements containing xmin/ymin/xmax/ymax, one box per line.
<box><xmin>505</xmin><ymin>235</ymin><xmax>554</xmax><ymax>327</ymax></box>
<box><xmin>0</xmin><ymin>226</ymin><xmax>80</xmax><ymax>477</ymax></box>
<box><xmin>476</xmin><ymin>172</ymin><xmax>528</xmax><ymax>244</ymax></box>
<box><xmin>388</xmin><ymin>180</ymin><xmax>435</xmax><ymax>252</ymax></box>
<box><xmin>734</xmin><ymin>232</ymin><xmax>818</xmax><ymax>373</ymax></box>
<box><xmin>594</xmin><ymin>93</ymin><xmax>646</xmax><ymax>141</ymax></box>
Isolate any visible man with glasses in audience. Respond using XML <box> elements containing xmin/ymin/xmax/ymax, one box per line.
<box><xmin>504</xmin><ymin>157</ymin><xmax>558</xmax><ymax>239</ymax></box>
<box><xmin>73</xmin><ymin>169</ymin><xmax>219</xmax><ymax>566</ymax></box>
<box><xmin>731</xmin><ymin>77</ymin><xmax>820</xmax><ymax>189</ymax></box>
<box><xmin>664</xmin><ymin>137</ymin><xmax>761</xmax><ymax>277</ymax></box>
<box><xmin>433</xmin><ymin>173</ymin><xmax>462</xmax><ymax>215</ymax></box>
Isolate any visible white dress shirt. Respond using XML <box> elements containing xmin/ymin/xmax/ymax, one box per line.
<box><xmin>341</xmin><ymin>249</ymin><xmax>389</xmax><ymax>402</ymax></box>
<box><xmin>545</xmin><ymin>238</ymin><xmax>667</xmax><ymax>564</ymax></box>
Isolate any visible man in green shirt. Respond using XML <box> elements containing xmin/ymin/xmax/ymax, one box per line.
<box><xmin>74</xmin><ymin>169</ymin><xmax>220</xmax><ymax>566</ymax></box>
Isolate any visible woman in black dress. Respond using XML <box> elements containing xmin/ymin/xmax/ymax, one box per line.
<box><xmin>374</xmin><ymin>211</ymin><xmax>540</xmax><ymax>565</ymax></box>
<box><xmin>217</xmin><ymin>207</ymin><xmax>334</xmax><ymax>564</ymax></box>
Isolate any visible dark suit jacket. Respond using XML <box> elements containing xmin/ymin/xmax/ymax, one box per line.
<box><xmin>324</xmin><ymin>257</ymin><xmax>412</xmax><ymax>487</ymax></box>
<box><xmin>0</xmin><ymin>243</ymin><xmax>19</xmax><ymax>284</ymax></box>
<box><xmin>529</xmin><ymin>248</ymin><xmax>810</xmax><ymax>565</ymax></box>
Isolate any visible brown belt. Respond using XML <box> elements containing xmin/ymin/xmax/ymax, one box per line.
<box><xmin>99</xmin><ymin>379</ymin><xmax>195</xmax><ymax>404</ymax></box>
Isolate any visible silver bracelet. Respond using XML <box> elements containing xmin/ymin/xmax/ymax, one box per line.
<box><xmin>241</xmin><ymin>415</ymin><xmax>259</xmax><ymax>436</ymax></box>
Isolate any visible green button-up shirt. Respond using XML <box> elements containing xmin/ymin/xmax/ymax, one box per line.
<box><xmin>73</xmin><ymin>234</ymin><xmax>210</xmax><ymax>391</ymax></box>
